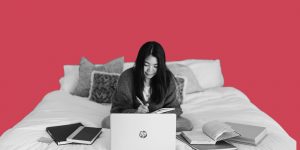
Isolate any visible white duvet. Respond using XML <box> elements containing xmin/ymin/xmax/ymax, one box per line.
<box><xmin>0</xmin><ymin>87</ymin><xmax>296</xmax><ymax>150</ymax></box>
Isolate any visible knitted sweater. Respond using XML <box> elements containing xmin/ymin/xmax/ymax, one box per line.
<box><xmin>110</xmin><ymin>68</ymin><xmax>183</xmax><ymax>117</ymax></box>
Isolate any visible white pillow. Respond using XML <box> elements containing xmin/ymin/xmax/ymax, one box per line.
<box><xmin>59</xmin><ymin>65</ymin><xmax>79</xmax><ymax>93</ymax></box>
<box><xmin>59</xmin><ymin>59</ymin><xmax>224</xmax><ymax>93</ymax></box>
<box><xmin>123</xmin><ymin>62</ymin><xmax>134</xmax><ymax>71</ymax></box>
<box><xmin>174</xmin><ymin>59</ymin><xmax>224</xmax><ymax>90</ymax></box>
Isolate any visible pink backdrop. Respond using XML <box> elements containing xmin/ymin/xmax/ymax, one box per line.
<box><xmin>1</xmin><ymin>0</ymin><xmax>299</xmax><ymax>144</ymax></box>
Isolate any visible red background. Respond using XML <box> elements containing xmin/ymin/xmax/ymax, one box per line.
<box><xmin>0</xmin><ymin>0</ymin><xmax>299</xmax><ymax>145</ymax></box>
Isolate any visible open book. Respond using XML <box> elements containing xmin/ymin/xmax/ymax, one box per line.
<box><xmin>181</xmin><ymin>120</ymin><xmax>240</xmax><ymax>144</ymax></box>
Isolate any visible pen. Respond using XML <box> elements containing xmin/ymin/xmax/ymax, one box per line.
<box><xmin>136</xmin><ymin>96</ymin><xmax>148</xmax><ymax>106</ymax></box>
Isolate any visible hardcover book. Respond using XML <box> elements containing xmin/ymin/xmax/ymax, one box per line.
<box><xmin>46</xmin><ymin>122</ymin><xmax>83</xmax><ymax>145</ymax></box>
<box><xmin>225</xmin><ymin>122</ymin><xmax>267</xmax><ymax>145</ymax></box>
<box><xmin>67</xmin><ymin>126</ymin><xmax>102</xmax><ymax>144</ymax></box>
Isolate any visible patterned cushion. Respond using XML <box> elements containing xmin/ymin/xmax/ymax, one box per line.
<box><xmin>89</xmin><ymin>71</ymin><xmax>120</xmax><ymax>103</ymax></box>
<box><xmin>174</xmin><ymin>76</ymin><xmax>187</xmax><ymax>104</ymax></box>
<box><xmin>72</xmin><ymin>57</ymin><xmax>124</xmax><ymax>97</ymax></box>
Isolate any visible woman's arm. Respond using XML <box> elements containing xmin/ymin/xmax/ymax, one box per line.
<box><xmin>111</xmin><ymin>92</ymin><xmax>137</xmax><ymax>113</ymax></box>
<box><xmin>163</xmin><ymin>76</ymin><xmax>183</xmax><ymax>117</ymax></box>
<box><xmin>110</xmin><ymin>69</ymin><xmax>137</xmax><ymax>113</ymax></box>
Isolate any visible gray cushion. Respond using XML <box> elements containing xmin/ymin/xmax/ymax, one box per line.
<box><xmin>89</xmin><ymin>71</ymin><xmax>120</xmax><ymax>103</ymax></box>
<box><xmin>72</xmin><ymin>57</ymin><xmax>124</xmax><ymax>97</ymax></box>
<box><xmin>174</xmin><ymin>76</ymin><xmax>186</xmax><ymax>104</ymax></box>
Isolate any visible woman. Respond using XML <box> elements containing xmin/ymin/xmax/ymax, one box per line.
<box><xmin>103</xmin><ymin>41</ymin><xmax>193</xmax><ymax>131</ymax></box>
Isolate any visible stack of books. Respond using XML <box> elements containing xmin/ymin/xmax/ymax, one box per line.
<box><xmin>46</xmin><ymin>122</ymin><xmax>102</xmax><ymax>145</ymax></box>
<box><xmin>178</xmin><ymin>121</ymin><xmax>267</xmax><ymax>150</ymax></box>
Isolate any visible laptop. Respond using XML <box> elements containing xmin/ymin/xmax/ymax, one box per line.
<box><xmin>111</xmin><ymin>113</ymin><xmax>176</xmax><ymax>150</ymax></box>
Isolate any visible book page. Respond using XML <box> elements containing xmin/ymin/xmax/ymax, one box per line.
<box><xmin>203</xmin><ymin>120</ymin><xmax>239</xmax><ymax>141</ymax></box>
<box><xmin>217</xmin><ymin>131</ymin><xmax>240</xmax><ymax>141</ymax></box>
<box><xmin>151</xmin><ymin>108</ymin><xmax>175</xmax><ymax>114</ymax></box>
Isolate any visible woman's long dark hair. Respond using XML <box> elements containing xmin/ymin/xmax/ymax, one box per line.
<box><xmin>133</xmin><ymin>41</ymin><xmax>174</xmax><ymax>104</ymax></box>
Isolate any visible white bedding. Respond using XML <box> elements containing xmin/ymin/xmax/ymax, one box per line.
<box><xmin>0</xmin><ymin>87</ymin><xmax>296</xmax><ymax>150</ymax></box>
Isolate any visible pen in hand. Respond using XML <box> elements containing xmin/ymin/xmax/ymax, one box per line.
<box><xmin>136</xmin><ymin>96</ymin><xmax>149</xmax><ymax>113</ymax></box>
<box><xmin>136</xmin><ymin>96</ymin><xmax>148</xmax><ymax>106</ymax></box>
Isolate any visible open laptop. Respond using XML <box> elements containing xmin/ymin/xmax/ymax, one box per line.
<box><xmin>111</xmin><ymin>113</ymin><xmax>176</xmax><ymax>150</ymax></box>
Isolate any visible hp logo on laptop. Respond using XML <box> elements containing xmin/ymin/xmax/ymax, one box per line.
<box><xmin>139</xmin><ymin>130</ymin><xmax>147</xmax><ymax>138</ymax></box>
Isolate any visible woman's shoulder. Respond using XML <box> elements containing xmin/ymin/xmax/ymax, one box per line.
<box><xmin>119</xmin><ymin>67</ymin><xmax>134</xmax><ymax>80</ymax></box>
<box><xmin>121</xmin><ymin>67</ymin><xmax>134</xmax><ymax>75</ymax></box>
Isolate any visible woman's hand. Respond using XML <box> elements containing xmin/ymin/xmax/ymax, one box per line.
<box><xmin>136</xmin><ymin>104</ymin><xmax>149</xmax><ymax>113</ymax></box>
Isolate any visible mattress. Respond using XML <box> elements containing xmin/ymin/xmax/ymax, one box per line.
<box><xmin>0</xmin><ymin>87</ymin><xmax>296</xmax><ymax>150</ymax></box>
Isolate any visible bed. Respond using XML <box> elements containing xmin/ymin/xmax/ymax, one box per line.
<box><xmin>0</xmin><ymin>58</ymin><xmax>296</xmax><ymax>150</ymax></box>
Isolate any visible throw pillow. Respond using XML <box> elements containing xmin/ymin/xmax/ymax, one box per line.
<box><xmin>168</xmin><ymin>63</ymin><xmax>202</xmax><ymax>94</ymax></box>
<box><xmin>89</xmin><ymin>71</ymin><xmax>120</xmax><ymax>103</ymax></box>
<box><xmin>174</xmin><ymin>76</ymin><xmax>187</xmax><ymax>104</ymax></box>
<box><xmin>72</xmin><ymin>57</ymin><xmax>124</xmax><ymax>97</ymax></box>
<box><xmin>59</xmin><ymin>65</ymin><xmax>79</xmax><ymax>93</ymax></box>
<box><xmin>175</xmin><ymin>59</ymin><xmax>224</xmax><ymax>91</ymax></box>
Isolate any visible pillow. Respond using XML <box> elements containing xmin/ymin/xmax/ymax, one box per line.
<box><xmin>174</xmin><ymin>76</ymin><xmax>187</xmax><ymax>104</ymax></box>
<box><xmin>89</xmin><ymin>71</ymin><xmax>120</xmax><ymax>103</ymax></box>
<box><xmin>168</xmin><ymin>63</ymin><xmax>202</xmax><ymax>94</ymax></box>
<box><xmin>72</xmin><ymin>57</ymin><xmax>124</xmax><ymax>97</ymax></box>
<box><xmin>123</xmin><ymin>62</ymin><xmax>134</xmax><ymax>71</ymax></box>
<box><xmin>169</xmin><ymin>59</ymin><xmax>224</xmax><ymax>90</ymax></box>
<box><xmin>59</xmin><ymin>65</ymin><xmax>79</xmax><ymax>93</ymax></box>
<box><xmin>184</xmin><ymin>59</ymin><xmax>224</xmax><ymax>90</ymax></box>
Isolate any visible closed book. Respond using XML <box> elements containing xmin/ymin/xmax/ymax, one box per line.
<box><xmin>177</xmin><ymin>134</ymin><xmax>237</xmax><ymax>150</ymax></box>
<box><xmin>46</xmin><ymin>122</ymin><xmax>83</xmax><ymax>145</ymax></box>
<box><xmin>67</xmin><ymin>126</ymin><xmax>102</xmax><ymax>144</ymax></box>
<box><xmin>225</xmin><ymin>122</ymin><xmax>267</xmax><ymax>145</ymax></box>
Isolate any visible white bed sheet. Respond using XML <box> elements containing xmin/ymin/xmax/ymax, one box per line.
<box><xmin>0</xmin><ymin>87</ymin><xmax>296</xmax><ymax>150</ymax></box>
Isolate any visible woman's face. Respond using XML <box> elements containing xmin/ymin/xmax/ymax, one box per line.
<box><xmin>144</xmin><ymin>55</ymin><xmax>158</xmax><ymax>80</ymax></box>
